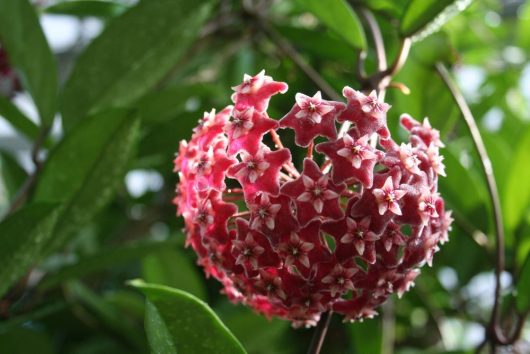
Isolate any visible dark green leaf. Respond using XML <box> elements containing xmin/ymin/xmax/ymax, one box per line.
<box><xmin>502</xmin><ymin>126</ymin><xmax>530</xmax><ymax>234</ymax></box>
<box><xmin>400</xmin><ymin>0</ymin><xmax>473</xmax><ymax>40</ymax></box>
<box><xmin>130</xmin><ymin>280</ymin><xmax>247</xmax><ymax>354</ymax></box>
<box><xmin>61</xmin><ymin>0</ymin><xmax>213</xmax><ymax>130</ymax></box>
<box><xmin>0</xmin><ymin>203</ymin><xmax>61</xmax><ymax>297</ymax></box>
<box><xmin>516</xmin><ymin>248</ymin><xmax>530</xmax><ymax>312</ymax></box>
<box><xmin>142</xmin><ymin>248</ymin><xmax>207</xmax><ymax>300</ymax></box>
<box><xmin>0</xmin><ymin>152</ymin><xmax>27</xmax><ymax>204</ymax></box>
<box><xmin>45</xmin><ymin>0</ymin><xmax>128</xmax><ymax>18</ymax></box>
<box><xmin>40</xmin><ymin>238</ymin><xmax>181</xmax><ymax>290</ymax></box>
<box><xmin>0</xmin><ymin>0</ymin><xmax>58</xmax><ymax>125</ymax></box>
<box><xmin>0</xmin><ymin>327</ymin><xmax>56</xmax><ymax>354</ymax></box>
<box><xmin>293</xmin><ymin>0</ymin><xmax>366</xmax><ymax>50</ymax></box>
<box><xmin>145</xmin><ymin>301</ymin><xmax>178</xmax><ymax>354</ymax></box>
<box><xmin>33</xmin><ymin>109</ymin><xmax>140</xmax><ymax>255</ymax></box>
<box><xmin>0</xmin><ymin>96</ymin><xmax>41</xmax><ymax>141</ymax></box>
<box><xmin>66</xmin><ymin>281</ymin><xmax>147</xmax><ymax>351</ymax></box>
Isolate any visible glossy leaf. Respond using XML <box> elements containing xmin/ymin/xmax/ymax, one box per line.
<box><xmin>45</xmin><ymin>0</ymin><xmax>128</xmax><ymax>18</ymax></box>
<box><xmin>294</xmin><ymin>0</ymin><xmax>366</xmax><ymax>50</ymax></box>
<box><xmin>516</xmin><ymin>249</ymin><xmax>530</xmax><ymax>312</ymax></box>
<box><xmin>0</xmin><ymin>96</ymin><xmax>41</xmax><ymax>141</ymax></box>
<box><xmin>40</xmin><ymin>238</ymin><xmax>181</xmax><ymax>290</ymax></box>
<box><xmin>503</xmin><ymin>126</ymin><xmax>530</xmax><ymax>234</ymax></box>
<box><xmin>0</xmin><ymin>152</ymin><xmax>27</xmax><ymax>204</ymax></box>
<box><xmin>61</xmin><ymin>0</ymin><xmax>213</xmax><ymax>130</ymax></box>
<box><xmin>130</xmin><ymin>280</ymin><xmax>247</xmax><ymax>354</ymax></box>
<box><xmin>400</xmin><ymin>0</ymin><xmax>473</xmax><ymax>40</ymax></box>
<box><xmin>33</xmin><ymin>109</ymin><xmax>140</xmax><ymax>254</ymax></box>
<box><xmin>0</xmin><ymin>0</ymin><xmax>57</xmax><ymax>125</ymax></box>
<box><xmin>0</xmin><ymin>203</ymin><xmax>61</xmax><ymax>297</ymax></box>
<box><xmin>142</xmin><ymin>248</ymin><xmax>207</xmax><ymax>300</ymax></box>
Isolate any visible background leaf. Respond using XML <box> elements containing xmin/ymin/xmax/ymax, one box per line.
<box><xmin>516</xmin><ymin>252</ymin><xmax>530</xmax><ymax>313</ymax></box>
<box><xmin>44</xmin><ymin>0</ymin><xmax>128</xmax><ymax>19</ymax></box>
<box><xmin>61</xmin><ymin>0</ymin><xmax>213</xmax><ymax>130</ymax></box>
<box><xmin>0</xmin><ymin>203</ymin><xmax>60</xmax><ymax>297</ymax></box>
<box><xmin>0</xmin><ymin>0</ymin><xmax>57</xmax><ymax>125</ymax></box>
<box><xmin>130</xmin><ymin>281</ymin><xmax>247</xmax><ymax>354</ymax></box>
<box><xmin>400</xmin><ymin>0</ymin><xmax>473</xmax><ymax>40</ymax></box>
<box><xmin>33</xmin><ymin>108</ymin><xmax>140</xmax><ymax>254</ymax></box>
<box><xmin>502</xmin><ymin>126</ymin><xmax>530</xmax><ymax>235</ymax></box>
<box><xmin>293</xmin><ymin>0</ymin><xmax>366</xmax><ymax>50</ymax></box>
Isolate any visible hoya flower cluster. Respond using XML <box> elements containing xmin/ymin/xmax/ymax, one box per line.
<box><xmin>173</xmin><ymin>71</ymin><xmax>452</xmax><ymax>327</ymax></box>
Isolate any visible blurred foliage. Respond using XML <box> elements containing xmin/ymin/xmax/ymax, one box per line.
<box><xmin>0</xmin><ymin>0</ymin><xmax>529</xmax><ymax>353</ymax></box>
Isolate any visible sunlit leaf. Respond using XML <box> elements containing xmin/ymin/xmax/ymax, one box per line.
<box><xmin>45</xmin><ymin>0</ymin><xmax>128</xmax><ymax>18</ymax></box>
<box><xmin>503</xmin><ymin>126</ymin><xmax>530</xmax><ymax>235</ymax></box>
<box><xmin>61</xmin><ymin>0</ymin><xmax>213</xmax><ymax>130</ymax></box>
<box><xmin>130</xmin><ymin>280</ymin><xmax>247</xmax><ymax>354</ymax></box>
<box><xmin>294</xmin><ymin>0</ymin><xmax>366</xmax><ymax>50</ymax></box>
<box><xmin>400</xmin><ymin>0</ymin><xmax>473</xmax><ymax>41</ymax></box>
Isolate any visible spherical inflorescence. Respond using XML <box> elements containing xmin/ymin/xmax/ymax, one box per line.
<box><xmin>173</xmin><ymin>70</ymin><xmax>452</xmax><ymax>327</ymax></box>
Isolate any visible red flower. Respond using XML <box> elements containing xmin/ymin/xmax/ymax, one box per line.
<box><xmin>174</xmin><ymin>71</ymin><xmax>451</xmax><ymax>327</ymax></box>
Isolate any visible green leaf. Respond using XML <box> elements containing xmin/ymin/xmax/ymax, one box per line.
<box><xmin>33</xmin><ymin>109</ymin><xmax>140</xmax><ymax>255</ymax></box>
<box><xmin>142</xmin><ymin>248</ymin><xmax>207</xmax><ymax>300</ymax></box>
<box><xmin>130</xmin><ymin>280</ymin><xmax>247</xmax><ymax>354</ymax></box>
<box><xmin>0</xmin><ymin>0</ymin><xmax>58</xmax><ymax>125</ymax></box>
<box><xmin>502</xmin><ymin>126</ymin><xmax>530</xmax><ymax>234</ymax></box>
<box><xmin>516</xmin><ymin>252</ymin><xmax>530</xmax><ymax>312</ymax></box>
<box><xmin>294</xmin><ymin>0</ymin><xmax>366</xmax><ymax>50</ymax></box>
<box><xmin>61</xmin><ymin>0</ymin><xmax>213</xmax><ymax>130</ymax></box>
<box><xmin>0</xmin><ymin>327</ymin><xmax>56</xmax><ymax>354</ymax></box>
<box><xmin>0</xmin><ymin>203</ymin><xmax>61</xmax><ymax>298</ymax></box>
<box><xmin>349</xmin><ymin>319</ymin><xmax>382</xmax><ymax>354</ymax></box>
<box><xmin>517</xmin><ymin>0</ymin><xmax>530</xmax><ymax>49</ymax></box>
<box><xmin>40</xmin><ymin>238</ymin><xmax>181</xmax><ymax>290</ymax></box>
<box><xmin>400</xmin><ymin>0</ymin><xmax>473</xmax><ymax>40</ymax></box>
<box><xmin>0</xmin><ymin>96</ymin><xmax>41</xmax><ymax>141</ymax></box>
<box><xmin>45</xmin><ymin>0</ymin><xmax>128</xmax><ymax>18</ymax></box>
<box><xmin>0</xmin><ymin>152</ymin><xmax>27</xmax><ymax>205</ymax></box>
<box><xmin>66</xmin><ymin>281</ymin><xmax>147</xmax><ymax>351</ymax></box>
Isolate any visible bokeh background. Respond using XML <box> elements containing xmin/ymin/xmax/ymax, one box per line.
<box><xmin>0</xmin><ymin>0</ymin><xmax>530</xmax><ymax>353</ymax></box>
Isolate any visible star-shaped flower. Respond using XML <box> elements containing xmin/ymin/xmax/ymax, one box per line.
<box><xmin>400</xmin><ymin>114</ymin><xmax>445</xmax><ymax>148</ymax></box>
<box><xmin>338</xmin><ymin>87</ymin><xmax>391</xmax><ymax>138</ymax></box>
<box><xmin>254</xmin><ymin>269</ymin><xmax>287</xmax><ymax>300</ymax></box>
<box><xmin>279</xmin><ymin>92</ymin><xmax>344</xmax><ymax>147</ymax></box>
<box><xmin>426</xmin><ymin>143</ymin><xmax>446</xmax><ymax>177</ymax></box>
<box><xmin>228</xmin><ymin>147</ymin><xmax>291</xmax><ymax>198</ymax></box>
<box><xmin>281</xmin><ymin>159</ymin><xmax>345</xmax><ymax>226</ymax></box>
<box><xmin>225</xmin><ymin>107</ymin><xmax>278</xmax><ymax>155</ymax></box>
<box><xmin>231</xmin><ymin>70</ymin><xmax>288</xmax><ymax>112</ymax></box>
<box><xmin>321</xmin><ymin>264</ymin><xmax>358</xmax><ymax>297</ymax></box>
<box><xmin>192</xmin><ymin>191</ymin><xmax>237</xmax><ymax>242</ymax></box>
<box><xmin>372</xmin><ymin>177</ymin><xmax>407</xmax><ymax>215</ymax></box>
<box><xmin>399</xmin><ymin>143</ymin><xmax>422</xmax><ymax>175</ymax></box>
<box><xmin>316</xmin><ymin>132</ymin><xmax>379</xmax><ymax>187</ymax></box>
<box><xmin>249</xmin><ymin>193</ymin><xmax>282</xmax><ymax>231</ymax></box>
<box><xmin>418</xmin><ymin>192</ymin><xmax>439</xmax><ymax>224</ymax></box>
<box><xmin>278</xmin><ymin>231</ymin><xmax>315</xmax><ymax>268</ymax></box>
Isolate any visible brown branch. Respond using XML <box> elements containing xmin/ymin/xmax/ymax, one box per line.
<box><xmin>436</xmin><ymin>63</ymin><xmax>508</xmax><ymax>345</ymax></box>
<box><xmin>306</xmin><ymin>311</ymin><xmax>333</xmax><ymax>354</ymax></box>
<box><xmin>6</xmin><ymin>125</ymin><xmax>51</xmax><ymax>216</ymax></box>
<box><xmin>256</xmin><ymin>21</ymin><xmax>341</xmax><ymax>101</ymax></box>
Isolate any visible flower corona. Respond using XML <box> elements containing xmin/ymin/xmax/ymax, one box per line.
<box><xmin>174</xmin><ymin>70</ymin><xmax>452</xmax><ymax>327</ymax></box>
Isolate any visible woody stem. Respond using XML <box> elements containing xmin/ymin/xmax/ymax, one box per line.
<box><xmin>436</xmin><ymin>63</ymin><xmax>507</xmax><ymax>346</ymax></box>
<box><xmin>306</xmin><ymin>311</ymin><xmax>333</xmax><ymax>354</ymax></box>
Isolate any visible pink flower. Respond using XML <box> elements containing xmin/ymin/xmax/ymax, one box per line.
<box><xmin>372</xmin><ymin>177</ymin><xmax>407</xmax><ymax>215</ymax></box>
<box><xmin>279</xmin><ymin>92</ymin><xmax>344</xmax><ymax>147</ymax></box>
<box><xmin>174</xmin><ymin>71</ymin><xmax>451</xmax><ymax>327</ymax></box>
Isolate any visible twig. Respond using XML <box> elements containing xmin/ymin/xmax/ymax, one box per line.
<box><xmin>257</xmin><ymin>21</ymin><xmax>341</xmax><ymax>101</ymax></box>
<box><xmin>5</xmin><ymin>125</ymin><xmax>51</xmax><ymax>216</ymax></box>
<box><xmin>381</xmin><ymin>299</ymin><xmax>395</xmax><ymax>354</ymax></box>
<box><xmin>306</xmin><ymin>311</ymin><xmax>333</xmax><ymax>354</ymax></box>
<box><xmin>436</xmin><ymin>63</ymin><xmax>508</xmax><ymax>345</ymax></box>
<box><xmin>359</xmin><ymin>8</ymin><xmax>387</xmax><ymax>72</ymax></box>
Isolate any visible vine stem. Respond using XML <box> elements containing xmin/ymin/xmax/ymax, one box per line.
<box><xmin>435</xmin><ymin>63</ymin><xmax>508</xmax><ymax>346</ymax></box>
<box><xmin>306</xmin><ymin>311</ymin><xmax>333</xmax><ymax>354</ymax></box>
